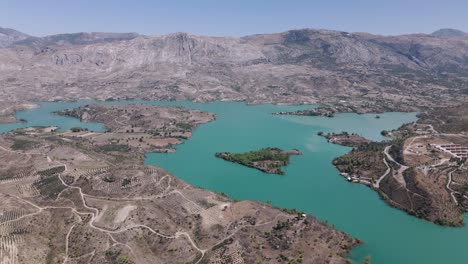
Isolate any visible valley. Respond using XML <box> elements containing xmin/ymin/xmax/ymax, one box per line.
<box><xmin>0</xmin><ymin>23</ymin><xmax>467</xmax><ymax>264</ymax></box>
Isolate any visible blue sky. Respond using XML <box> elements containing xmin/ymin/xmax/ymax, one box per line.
<box><xmin>1</xmin><ymin>0</ymin><xmax>467</xmax><ymax>36</ymax></box>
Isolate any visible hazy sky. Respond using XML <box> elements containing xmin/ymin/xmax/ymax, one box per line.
<box><xmin>1</xmin><ymin>0</ymin><xmax>467</xmax><ymax>37</ymax></box>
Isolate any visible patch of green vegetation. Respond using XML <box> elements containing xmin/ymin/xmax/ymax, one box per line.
<box><xmin>287</xmin><ymin>256</ymin><xmax>304</xmax><ymax>264</ymax></box>
<box><xmin>231</xmin><ymin>84</ymin><xmax>242</xmax><ymax>92</ymax></box>
<box><xmin>166</xmin><ymin>84</ymin><xmax>180</xmax><ymax>93</ymax></box>
<box><xmin>103</xmin><ymin>175</ymin><xmax>116</xmax><ymax>183</ymax></box>
<box><xmin>434</xmin><ymin>214</ymin><xmax>464</xmax><ymax>227</ymax></box>
<box><xmin>176</xmin><ymin>122</ymin><xmax>192</xmax><ymax>130</ymax></box>
<box><xmin>45</xmin><ymin>244</ymin><xmax>54</xmax><ymax>264</ymax></box>
<box><xmin>13</xmin><ymin>130</ymin><xmax>26</xmax><ymax>135</ymax></box>
<box><xmin>215</xmin><ymin>147</ymin><xmax>291</xmax><ymax>174</ymax></box>
<box><xmin>71</xmin><ymin>127</ymin><xmax>87</xmax><ymax>132</ymax></box>
<box><xmin>273</xmin><ymin>219</ymin><xmax>293</xmax><ymax>231</ymax></box>
<box><xmin>332</xmin><ymin>141</ymin><xmax>388</xmax><ymax>177</ymax></box>
<box><xmin>34</xmin><ymin>175</ymin><xmax>66</xmax><ymax>200</ymax></box>
<box><xmin>11</xmin><ymin>139</ymin><xmax>39</xmax><ymax>150</ymax></box>
<box><xmin>333</xmin><ymin>156</ymin><xmax>363</xmax><ymax>173</ymax></box>
<box><xmin>99</xmin><ymin>144</ymin><xmax>129</xmax><ymax>152</ymax></box>
<box><xmin>37</xmin><ymin>166</ymin><xmax>66</xmax><ymax>177</ymax></box>
<box><xmin>364</xmin><ymin>256</ymin><xmax>371</xmax><ymax>264</ymax></box>
<box><xmin>44</xmin><ymin>136</ymin><xmax>61</xmax><ymax>142</ymax></box>
<box><xmin>388</xmin><ymin>137</ymin><xmax>406</xmax><ymax>165</ymax></box>
<box><xmin>105</xmin><ymin>249</ymin><xmax>135</xmax><ymax>264</ymax></box>
<box><xmin>212</xmin><ymin>237</ymin><xmax>234</xmax><ymax>251</ymax></box>
<box><xmin>121</xmin><ymin>178</ymin><xmax>131</xmax><ymax>187</ymax></box>
<box><xmin>218</xmin><ymin>148</ymin><xmax>289</xmax><ymax>165</ymax></box>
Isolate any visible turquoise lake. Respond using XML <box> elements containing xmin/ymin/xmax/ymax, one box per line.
<box><xmin>2</xmin><ymin>100</ymin><xmax>468</xmax><ymax>264</ymax></box>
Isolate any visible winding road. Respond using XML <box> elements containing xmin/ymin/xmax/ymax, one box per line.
<box><xmin>446</xmin><ymin>165</ymin><xmax>465</xmax><ymax>205</ymax></box>
<box><xmin>2</xmin><ymin>145</ymin><xmax>287</xmax><ymax>264</ymax></box>
<box><xmin>374</xmin><ymin>146</ymin><xmax>392</xmax><ymax>188</ymax></box>
<box><xmin>382</xmin><ymin>144</ymin><xmax>408</xmax><ymax>187</ymax></box>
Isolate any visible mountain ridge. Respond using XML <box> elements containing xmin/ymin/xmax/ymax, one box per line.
<box><xmin>431</xmin><ymin>28</ymin><xmax>468</xmax><ymax>38</ymax></box>
<box><xmin>0</xmin><ymin>27</ymin><xmax>467</xmax><ymax>112</ymax></box>
<box><xmin>15</xmin><ymin>32</ymin><xmax>140</xmax><ymax>47</ymax></box>
<box><xmin>0</xmin><ymin>26</ymin><xmax>31</xmax><ymax>47</ymax></box>
<box><xmin>2</xmin><ymin>26</ymin><xmax>468</xmax><ymax>47</ymax></box>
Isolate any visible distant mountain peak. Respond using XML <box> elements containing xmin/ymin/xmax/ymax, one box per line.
<box><xmin>0</xmin><ymin>27</ymin><xmax>139</xmax><ymax>48</ymax></box>
<box><xmin>0</xmin><ymin>26</ymin><xmax>30</xmax><ymax>36</ymax></box>
<box><xmin>431</xmin><ymin>28</ymin><xmax>468</xmax><ymax>38</ymax></box>
<box><xmin>15</xmin><ymin>32</ymin><xmax>140</xmax><ymax>47</ymax></box>
<box><xmin>0</xmin><ymin>26</ymin><xmax>31</xmax><ymax>47</ymax></box>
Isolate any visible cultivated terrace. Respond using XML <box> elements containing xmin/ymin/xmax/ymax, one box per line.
<box><xmin>0</xmin><ymin>104</ymin><xmax>358</xmax><ymax>264</ymax></box>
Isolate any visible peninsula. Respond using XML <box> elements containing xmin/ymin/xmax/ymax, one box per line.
<box><xmin>327</xmin><ymin>105</ymin><xmax>468</xmax><ymax>226</ymax></box>
<box><xmin>319</xmin><ymin>132</ymin><xmax>370</xmax><ymax>148</ymax></box>
<box><xmin>0</xmin><ymin>103</ymin><xmax>38</xmax><ymax>123</ymax></box>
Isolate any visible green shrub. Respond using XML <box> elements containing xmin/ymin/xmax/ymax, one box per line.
<box><xmin>100</xmin><ymin>144</ymin><xmax>129</xmax><ymax>152</ymax></box>
<box><xmin>71</xmin><ymin>127</ymin><xmax>84</xmax><ymax>132</ymax></box>
<box><xmin>11</xmin><ymin>139</ymin><xmax>39</xmax><ymax>150</ymax></box>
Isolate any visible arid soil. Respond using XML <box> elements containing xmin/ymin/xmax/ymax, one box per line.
<box><xmin>56</xmin><ymin>104</ymin><xmax>215</xmax><ymax>153</ymax></box>
<box><xmin>329</xmin><ymin>105</ymin><xmax>468</xmax><ymax>226</ymax></box>
<box><xmin>0</xmin><ymin>104</ymin><xmax>358</xmax><ymax>264</ymax></box>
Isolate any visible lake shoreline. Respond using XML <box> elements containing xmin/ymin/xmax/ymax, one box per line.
<box><xmin>6</xmin><ymin>100</ymin><xmax>465</xmax><ymax>264</ymax></box>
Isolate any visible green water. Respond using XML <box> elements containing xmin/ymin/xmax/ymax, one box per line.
<box><xmin>2</xmin><ymin>100</ymin><xmax>468</xmax><ymax>264</ymax></box>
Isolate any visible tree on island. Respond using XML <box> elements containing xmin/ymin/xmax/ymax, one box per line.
<box><xmin>364</xmin><ymin>256</ymin><xmax>371</xmax><ymax>264</ymax></box>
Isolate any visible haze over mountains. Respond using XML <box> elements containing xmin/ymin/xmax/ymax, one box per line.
<box><xmin>431</xmin><ymin>28</ymin><xmax>468</xmax><ymax>39</ymax></box>
<box><xmin>0</xmin><ymin>26</ymin><xmax>467</xmax><ymax>111</ymax></box>
<box><xmin>0</xmin><ymin>27</ymin><xmax>140</xmax><ymax>47</ymax></box>
<box><xmin>0</xmin><ymin>27</ymin><xmax>30</xmax><ymax>47</ymax></box>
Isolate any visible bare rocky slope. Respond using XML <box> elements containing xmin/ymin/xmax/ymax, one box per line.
<box><xmin>0</xmin><ymin>27</ymin><xmax>467</xmax><ymax>111</ymax></box>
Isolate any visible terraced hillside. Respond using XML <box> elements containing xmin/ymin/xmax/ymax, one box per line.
<box><xmin>329</xmin><ymin>105</ymin><xmax>468</xmax><ymax>226</ymax></box>
<box><xmin>0</xmin><ymin>105</ymin><xmax>358</xmax><ymax>264</ymax></box>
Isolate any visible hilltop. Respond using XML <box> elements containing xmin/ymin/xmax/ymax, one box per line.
<box><xmin>431</xmin><ymin>28</ymin><xmax>468</xmax><ymax>38</ymax></box>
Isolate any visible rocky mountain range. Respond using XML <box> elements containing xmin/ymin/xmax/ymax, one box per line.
<box><xmin>0</xmin><ymin>27</ymin><xmax>30</xmax><ymax>47</ymax></box>
<box><xmin>0</xmin><ymin>27</ymin><xmax>467</xmax><ymax>111</ymax></box>
<box><xmin>0</xmin><ymin>27</ymin><xmax>139</xmax><ymax>48</ymax></box>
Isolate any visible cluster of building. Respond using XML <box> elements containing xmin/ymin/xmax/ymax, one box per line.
<box><xmin>432</xmin><ymin>144</ymin><xmax>468</xmax><ymax>159</ymax></box>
